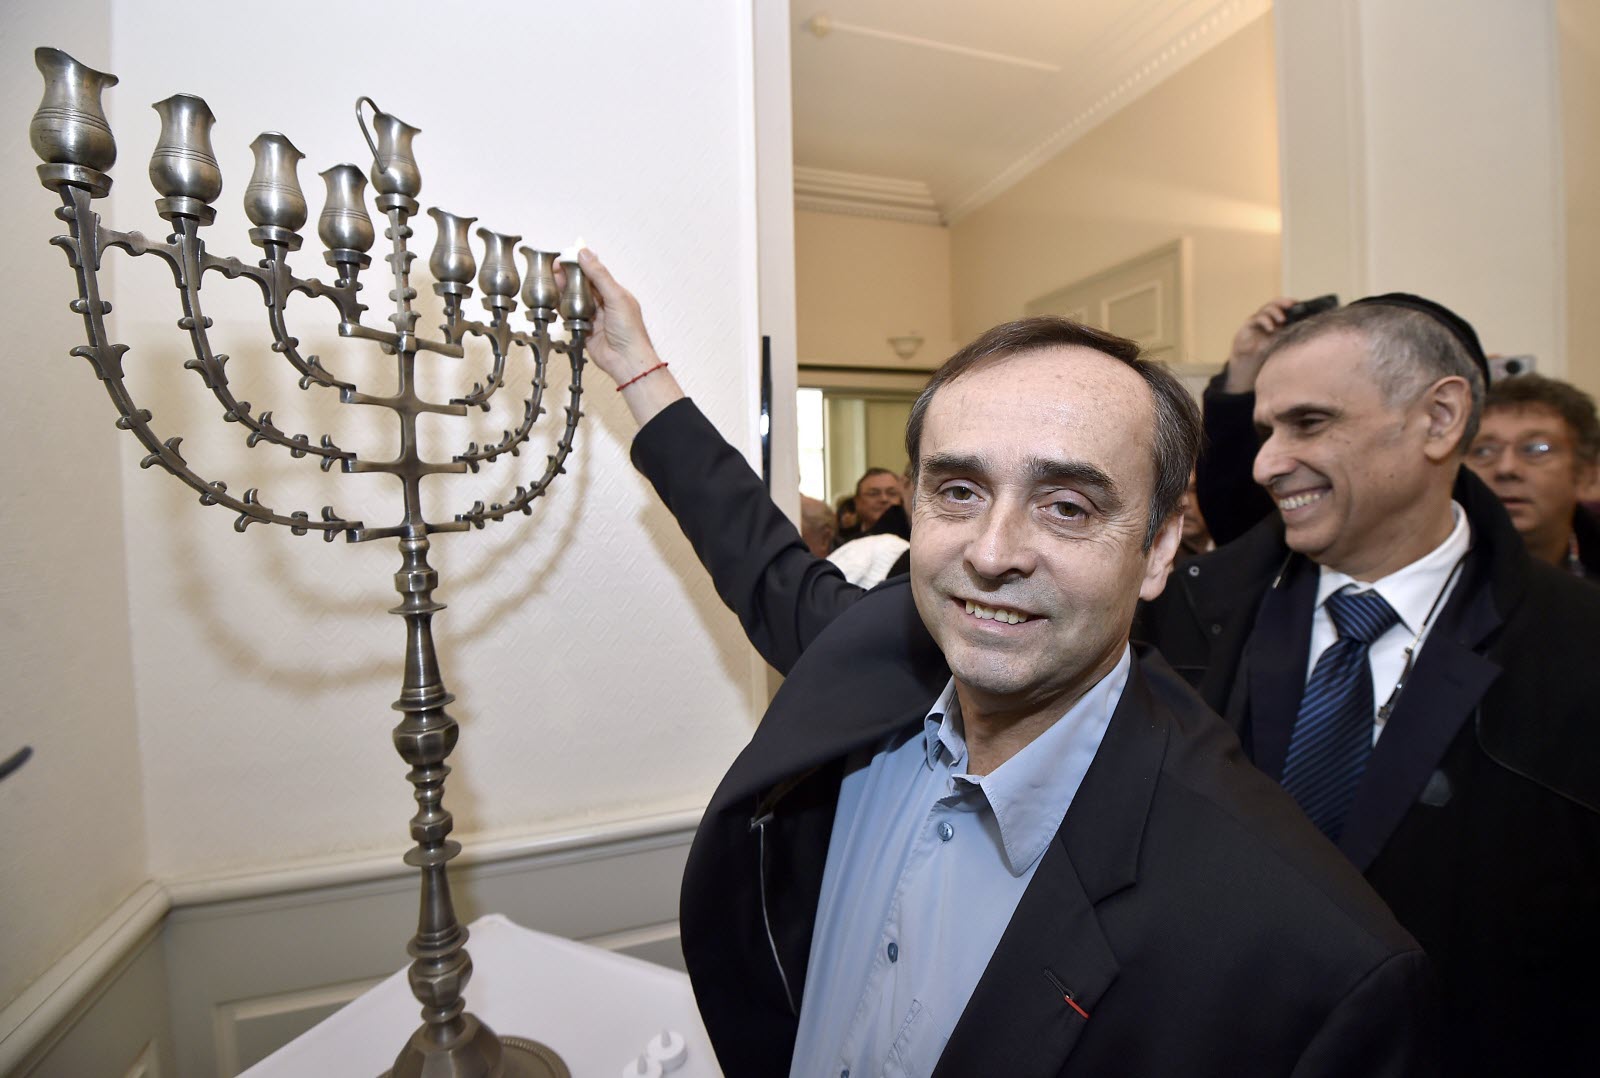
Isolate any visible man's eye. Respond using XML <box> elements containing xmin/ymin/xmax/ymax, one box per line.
<box><xmin>1048</xmin><ymin>500</ymin><xmax>1086</xmax><ymax>519</ymax></box>
<box><xmin>941</xmin><ymin>484</ymin><xmax>976</xmax><ymax>502</ymax></box>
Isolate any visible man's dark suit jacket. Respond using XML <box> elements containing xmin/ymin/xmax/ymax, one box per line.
<box><xmin>1138</xmin><ymin>466</ymin><xmax>1600</xmax><ymax>1076</ymax></box>
<box><xmin>634</xmin><ymin>399</ymin><xmax>1436</xmax><ymax>1078</ymax></box>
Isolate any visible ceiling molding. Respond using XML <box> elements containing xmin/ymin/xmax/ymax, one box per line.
<box><xmin>793</xmin><ymin>166</ymin><xmax>945</xmax><ymax>226</ymax></box>
<box><xmin>802</xmin><ymin>14</ymin><xmax>1061</xmax><ymax>73</ymax></box>
<box><xmin>944</xmin><ymin>0</ymin><xmax>1272</xmax><ymax>223</ymax></box>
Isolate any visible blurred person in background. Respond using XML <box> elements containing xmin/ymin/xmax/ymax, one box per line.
<box><xmin>1465</xmin><ymin>373</ymin><xmax>1600</xmax><ymax>579</ymax></box>
<box><xmin>799</xmin><ymin>495</ymin><xmax>837</xmax><ymax>559</ymax></box>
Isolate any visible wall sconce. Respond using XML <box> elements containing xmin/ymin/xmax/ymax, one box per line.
<box><xmin>888</xmin><ymin>333</ymin><xmax>924</xmax><ymax>360</ymax></box>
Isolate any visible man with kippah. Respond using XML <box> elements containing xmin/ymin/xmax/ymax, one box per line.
<box><xmin>1138</xmin><ymin>295</ymin><xmax>1600</xmax><ymax>1075</ymax></box>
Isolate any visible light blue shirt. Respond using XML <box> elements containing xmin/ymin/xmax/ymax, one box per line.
<box><xmin>787</xmin><ymin>646</ymin><xmax>1130</xmax><ymax>1078</ymax></box>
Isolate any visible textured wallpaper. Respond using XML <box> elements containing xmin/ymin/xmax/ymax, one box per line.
<box><xmin>3</xmin><ymin>0</ymin><xmax>146</xmax><ymax>1007</ymax></box>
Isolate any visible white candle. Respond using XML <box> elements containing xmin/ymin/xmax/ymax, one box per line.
<box><xmin>621</xmin><ymin>1051</ymin><xmax>662</xmax><ymax>1078</ymax></box>
<box><xmin>646</xmin><ymin>1029</ymin><xmax>687</xmax><ymax>1072</ymax></box>
<box><xmin>557</xmin><ymin>236</ymin><xmax>587</xmax><ymax>264</ymax></box>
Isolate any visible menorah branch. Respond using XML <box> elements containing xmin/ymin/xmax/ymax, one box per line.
<box><xmin>453</xmin><ymin>334</ymin><xmax>554</xmax><ymax>469</ymax></box>
<box><xmin>443</xmin><ymin>308</ymin><xmax>520</xmax><ymax>412</ymax></box>
<box><xmin>52</xmin><ymin>184</ymin><xmax>362</xmax><ymax>539</ymax></box>
<box><xmin>458</xmin><ymin>347</ymin><xmax>586</xmax><ymax>527</ymax></box>
<box><xmin>162</xmin><ymin>219</ymin><xmax>358</xmax><ymax>468</ymax></box>
<box><xmin>208</xmin><ymin>248</ymin><xmax>360</xmax><ymax>392</ymax></box>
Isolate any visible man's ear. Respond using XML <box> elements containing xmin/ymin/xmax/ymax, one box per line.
<box><xmin>1422</xmin><ymin>375</ymin><xmax>1473</xmax><ymax>462</ymax></box>
<box><xmin>1577</xmin><ymin>455</ymin><xmax>1600</xmax><ymax>495</ymax></box>
<box><xmin>1139</xmin><ymin>512</ymin><xmax>1185</xmax><ymax>602</ymax></box>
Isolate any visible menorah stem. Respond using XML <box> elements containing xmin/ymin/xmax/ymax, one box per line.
<box><xmin>387</xmin><ymin>534</ymin><xmax>567</xmax><ymax>1078</ymax></box>
<box><xmin>382</xmin><ymin>200</ymin><xmax>421</xmax><ymax>338</ymax></box>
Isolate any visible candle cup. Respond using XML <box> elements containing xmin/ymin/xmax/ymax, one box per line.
<box><xmin>428</xmin><ymin>208</ymin><xmax>478</xmax><ymax>296</ymax></box>
<box><xmin>519</xmin><ymin>248</ymin><xmax>559</xmax><ymax>320</ymax></box>
<box><xmin>31</xmin><ymin>46</ymin><xmax>119</xmax><ymax>193</ymax></box>
<box><xmin>558</xmin><ymin>256</ymin><xmax>595</xmax><ymax>324</ymax></box>
<box><xmin>358</xmin><ymin>97</ymin><xmax>423</xmax><ymax>199</ymax></box>
<box><xmin>318</xmin><ymin>164</ymin><xmax>376</xmax><ymax>254</ymax></box>
<box><xmin>475</xmin><ymin>228</ymin><xmax>522</xmax><ymax>310</ymax></box>
<box><xmin>245</xmin><ymin>133</ymin><xmax>308</xmax><ymax>249</ymax></box>
<box><xmin>151</xmin><ymin>94</ymin><xmax>222</xmax><ymax>222</ymax></box>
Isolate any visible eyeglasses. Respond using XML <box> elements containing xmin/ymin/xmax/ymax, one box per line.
<box><xmin>1466</xmin><ymin>439</ymin><xmax>1564</xmax><ymax>467</ymax></box>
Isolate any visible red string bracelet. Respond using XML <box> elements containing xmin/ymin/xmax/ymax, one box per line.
<box><xmin>616</xmin><ymin>361</ymin><xmax>669</xmax><ymax>392</ymax></box>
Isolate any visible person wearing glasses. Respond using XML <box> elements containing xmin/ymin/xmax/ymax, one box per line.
<box><xmin>1465</xmin><ymin>373</ymin><xmax>1600</xmax><ymax>579</ymax></box>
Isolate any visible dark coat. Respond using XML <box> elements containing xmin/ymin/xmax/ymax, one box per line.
<box><xmin>1137</xmin><ymin>467</ymin><xmax>1600</xmax><ymax>1076</ymax></box>
<box><xmin>1192</xmin><ymin>375</ymin><xmax>1275</xmax><ymax>545</ymax></box>
<box><xmin>1574</xmin><ymin>503</ymin><xmax>1600</xmax><ymax>577</ymax></box>
<box><xmin>634</xmin><ymin>399</ymin><xmax>1437</xmax><ymax>1078</ymax></box>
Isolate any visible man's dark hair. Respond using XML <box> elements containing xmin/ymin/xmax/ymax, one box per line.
<box><xmin>1485</xmin><ymin>373</ymin><xmax>1600</xmax><ymax>465</ymax></box>
<box><xmin>1261</xmin><ymin>301</ymin><xmax>1486</xmax><ymax>450</ymax></box>
<box><xmin>903</xmin><ymin>316</ymin><xmax>1201</xmax><ymax>550</ymax></box>
<box><xmin>855</xmin><ymin>467</ymin><xmax>897</xmax><ymax>494</ymax></box>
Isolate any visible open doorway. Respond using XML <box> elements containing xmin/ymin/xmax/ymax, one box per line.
<box><xmin>787</xmin><ymin>2</ymin><xmax>1282</xmax><ymax>489</ymax></box>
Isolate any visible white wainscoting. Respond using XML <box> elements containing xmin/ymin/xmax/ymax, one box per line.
<box><xmin>7</xmin><ymin>811</ymin><xmax>700</xmax><ymax>1078</ymax></box>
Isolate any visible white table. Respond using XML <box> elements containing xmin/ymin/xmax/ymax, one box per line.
<box><xmin>242</xmin><ymin>914</ymin><xmax>721</xmax><ymax>1077</ymax></box>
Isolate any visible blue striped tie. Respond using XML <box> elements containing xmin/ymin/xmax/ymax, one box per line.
<box><xmin>1281</xmin><ymin>587</ymin><xmax>1401</xmax><ymax>841</ymax></box>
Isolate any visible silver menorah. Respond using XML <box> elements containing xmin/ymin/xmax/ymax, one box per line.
<box><xmin>30</xmin><ymin>45</ymin><xmax>593</xmax><ymax>1078</ymax></box>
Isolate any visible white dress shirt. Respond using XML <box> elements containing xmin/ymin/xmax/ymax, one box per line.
<box><xmin>1307</xmin><ymin>501</ymin><xmax>1472</xmax><ymax>743</ymax></box>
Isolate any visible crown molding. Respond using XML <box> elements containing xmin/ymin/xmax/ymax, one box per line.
<box><xmin>793</xmin><ymin>166</ymin><xmax>945</xmax><ymax>226</ymax></box>
<box><xmin>945</xmin><ymin>0</ymin><xmax>1272</xmax><ymax>223</ymax></box>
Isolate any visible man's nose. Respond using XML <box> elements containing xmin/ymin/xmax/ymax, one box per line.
<box><xmin>1487</xmin><ymin>447</ymin><xmax>1523</xmax><ymax>479</ymax></box>
<box><xmin>965</xmin><ymin>504</ymin><xmax>1036</xmax><ymax>579</ymax></box>
<box><xmin>1252</xmin><ymin>431</ymin><xmax>1291</xmax><ymax>489</ymax></box>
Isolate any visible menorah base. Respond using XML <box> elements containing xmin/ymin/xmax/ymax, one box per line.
<box><xmin>382</xmin><ymin>1014</ymin><xmax>571</xmax><ymax>1078</ymax></box>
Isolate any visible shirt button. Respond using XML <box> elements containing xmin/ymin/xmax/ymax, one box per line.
<box><xmin>887</xmin><ymin>941</ymin><xmax>899</xmax><ymax>962</ymax></box>
<box><xmin>937</xmin><ymin>821</ymin><xmax>954</xmax><ymax>841</ymax></box>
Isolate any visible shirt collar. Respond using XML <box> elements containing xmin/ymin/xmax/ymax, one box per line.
<box><xmin>920</xmin><ymin>646</ymin><xmax>1131</xmax><ymax>876</ymax></box>
<box><xmin>922</xmin><ymin>679</ymin><xmax>965</xmax><ymax>770</ymax></box>
<box><xmin>1316</xmin><ymin>500</ymin><xmax>1472</xmax><ymax>632</ymax></box>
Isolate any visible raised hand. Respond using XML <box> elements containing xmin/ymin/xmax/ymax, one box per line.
<box><xmin>563</xmin><ymin>249</ymin><xmax>684</xmax><ymax>426</ymax></box>
<box><xmin>1223</xmin><ymin>297</ymin><xmax>1297</xmax><ymax>394</ymax></box>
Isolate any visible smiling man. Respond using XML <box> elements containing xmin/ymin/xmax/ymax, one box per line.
<box><xmin>571</xmin><ymin>250</ymin><xmax>1435</xmax><ymax>1077</ymax></box>
<box><xmin>1138</xmin><ymin>298</ymin><xmax>1600</xmax><ymax>1076</ymax></box>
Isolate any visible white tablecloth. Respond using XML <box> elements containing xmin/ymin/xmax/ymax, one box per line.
<box><xmin>242</xmin><ymin>914</ymin><xmax>721</xmax><ymax>1077</ymax></box>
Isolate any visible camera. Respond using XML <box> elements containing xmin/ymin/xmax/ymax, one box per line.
<box><xmin>1282</xmin><ymin>294</ymin><xmax>1339</xmax><ymax>325</ymax></box>
<box><xmin>1489</xmin><ymin>354</ymin><xmax>1537</xmax><ymax>382</ymax></box>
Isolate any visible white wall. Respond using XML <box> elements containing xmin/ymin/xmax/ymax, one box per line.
<box><xmin>795</xmin><ymin>210</ymin><xmax>955</xmax><ymax>369</ymax></box>
<box><xmin>950</xmin><ymin>15</ymin><xmax>1282</xmax><ymax>368</ymax></box>
<box><xmin>1560</xmin><ymin>0</ymin><xmax>1600</xmax><ymax>398</ymax></box>
<box><xmin>0</xmin><ymin>0</ymin><xmax>148</xmax><ymax>1009</ymax></box>
<box><xmin>4</xmin><ymin>0</ymin><xmax>767</xmax><ymax>916</ymax></box>
<box><xmin>1277</xmin><ymin>0</ymin><xmax>1566</xmax><ymax>371</ymax></box>
<box><xmin>757</xmin><ymin>1</ymin><xmax>802</xmax><ymax>510</ymax></box>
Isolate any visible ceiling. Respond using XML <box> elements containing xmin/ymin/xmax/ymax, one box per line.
<box><xmin>790</xmin><ymin>0</ymin><xmax>1271</xmax><ymax>224</ymax></box>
